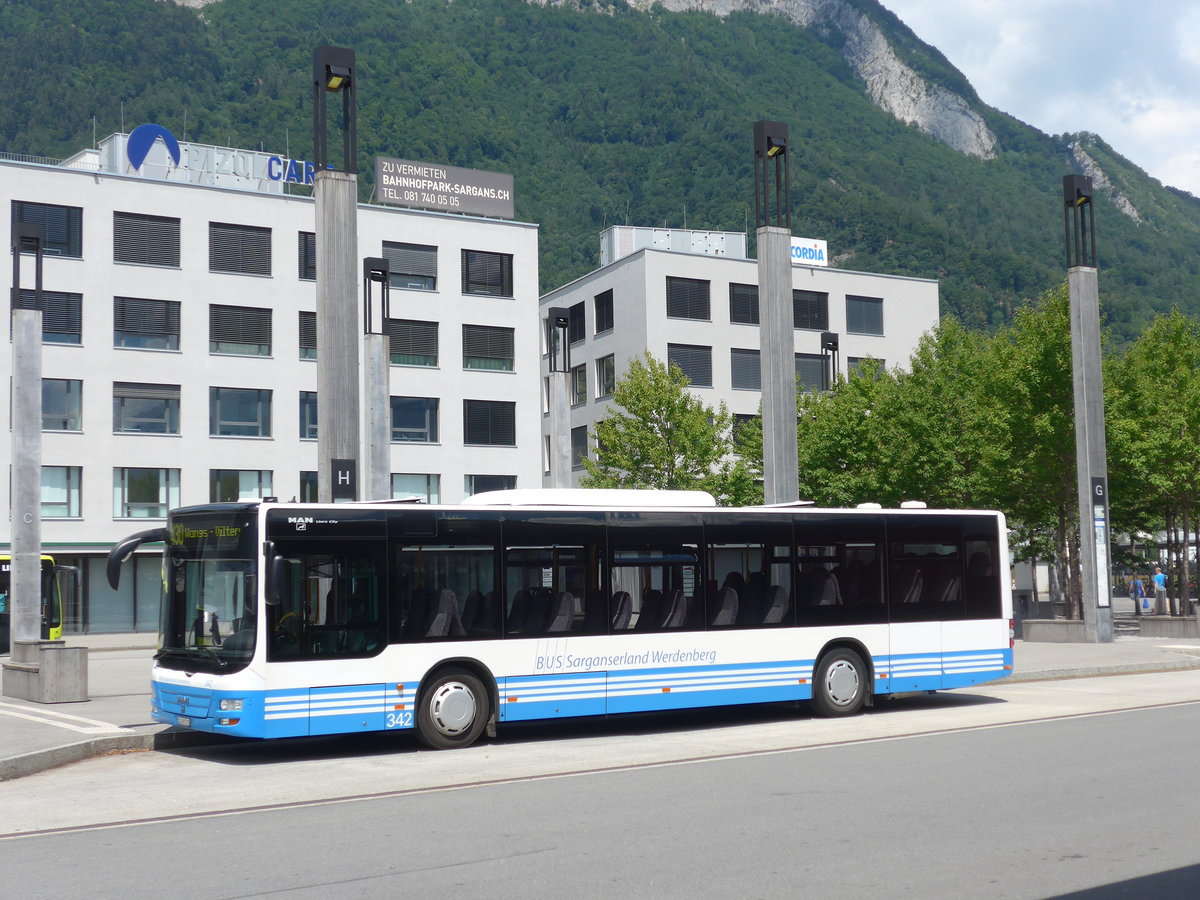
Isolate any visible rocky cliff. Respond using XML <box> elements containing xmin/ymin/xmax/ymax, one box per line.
<box><xmin>531</xmin><ymin>0</ymin><xmax>998</xmax><ymax>159</ymax></box>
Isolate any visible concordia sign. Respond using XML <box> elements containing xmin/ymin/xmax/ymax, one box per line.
<box><xmin>790</xmin><ymin>236</ymin><xmax>829</xmax><ymax>267</ymax></box>
<box><xmin>375</xmin><ymin>156</ymin><xmax>514</xmax><ymax>219</ymax></box>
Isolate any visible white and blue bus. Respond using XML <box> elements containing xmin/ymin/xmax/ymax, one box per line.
<box><xmin>107</xmin><ymin>490</ymin><xmax>1013</xmax><ymax>749</ymax></box>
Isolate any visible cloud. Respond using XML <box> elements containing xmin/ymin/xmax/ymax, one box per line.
<box><xmin>881</xmin><ymin>0</ymin><xmax>1200</xmax><ymax>194</ymax></box>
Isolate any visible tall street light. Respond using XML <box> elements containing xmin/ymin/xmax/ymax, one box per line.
<box><xmin>313</xmin><ymin>45</ymin><xmax>361</xmax><ymax>502</ymax></box>
<box><xmin>8</xmin><ymin>223</ymin><xmax>46</xmax><ymax>646</ymax></box>
<box><xmin>1063</xmin><ymin>174</ymin><xmax>1113</xmax><ymax>642</ymax></box>
<box><xmin>753</xmin><ymin>121</ymin><xmax>798</xmax><ymax>504</ymax></box>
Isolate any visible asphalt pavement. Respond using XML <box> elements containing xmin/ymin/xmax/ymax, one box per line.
<box><xmin>3</xmin><ymin>628</ymin><xmax>1200</xmax><ymax>782</ymax></box>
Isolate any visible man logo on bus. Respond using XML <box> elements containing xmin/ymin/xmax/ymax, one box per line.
<box><xmin>288</xmin><ymin>516</ymin><xmax>314</xmax><ymax>532</ymax></box>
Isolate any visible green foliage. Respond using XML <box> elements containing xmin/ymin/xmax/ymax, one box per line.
<box><xmin>580</xmin><ymin>352</ymin><xmax>751</xmax><ymax>504</ymax></box>
<box><xmin>2</xmin><ymin>0</ymin><xmax>1200</xmax><ymax>342</ymax></box>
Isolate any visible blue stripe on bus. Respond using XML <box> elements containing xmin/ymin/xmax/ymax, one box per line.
<box><xmin>151</xmin><ymin>647</ymin><xmax>1012</xmax><ymax>737</ymax></box>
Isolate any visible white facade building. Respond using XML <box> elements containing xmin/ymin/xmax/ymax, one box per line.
<box><xmin>540</xmin><ymin>226</ymin><xmax>940</xmax><ymax>485</ymax></box>
<box><xmin>2</xmin><ymin>133</ymin><xmax>540</xmax><ymax>632</ymax></box>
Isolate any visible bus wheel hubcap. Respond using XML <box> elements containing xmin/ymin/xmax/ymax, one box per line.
<box><xmin>430</xmin><ymin>682</ymin><xmax>476</xmax><ymax>735</ymax></box>
<box><xmin>826</xmin><ymin>661</ymin><xmax>859</xmax><ymax>706</ymax></box>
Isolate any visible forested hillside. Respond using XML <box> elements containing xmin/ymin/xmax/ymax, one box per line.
<box><xmin>2</xmin><ymin>0</ymin><xmax>1198</xmax><ymax>341</ymax></box>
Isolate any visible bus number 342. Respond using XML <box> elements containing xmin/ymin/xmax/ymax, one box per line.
<box><xmin>387</xmin><ymin>712</ymin><xmax>413</xmax><ymax>728</ymax></box>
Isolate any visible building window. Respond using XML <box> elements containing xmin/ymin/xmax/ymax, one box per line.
<box><xmin>12</xmin><ymin>200</ymin><xmax>82</xmax><ymax>258</ymax></box>
<box><xmin>595</xmin><ymin>289</ymin><xmax>614</xmax><ymax>334</ymax></box>
<box><xmin>113</xmin><ymin>382</ymin><xmax>180</xmax><ymax>434</ymax></box>
<box><xmin>849</xmin><ymin>356</ymin><xmax>885</xmax><ymax>378</ymax></box>
<box><xmin>667</xmin><ymin>343</ymin><xmax>713</xmax><ymax>388</ymax></box>
<box><xmin>729</xmin><ymin>283</ymin><xmax>759</xmax><ymax>325</ymax></box>
<box><xmin>568</xmin><ymin>302</ymin><xmax>586</xmax><ymax>343</ymax></box>
<box><xmin>16</xmin><ymin>290</ymin><xmax>82</xmax><ymax>344</ymax></box>
<box><xmin>847</xmin><ymin>295</ymin><xmax>884</xmax><ymax>335</ymax></box>
<box><xmin>464</xmin><ymin>474</ymin><xmax>516</xmax><ymax>496</ymax></box>
<box><xmin>597</xmin><ymin>354</ymin><xmax>616</xmax><ymax>398</ymax></box>
<box><xmin>732</xmin><ymin>413</ymin><xmax>757</xmax><ymax>442</ymax></box>
<box><xmin>793</xmin><ymin>290</ymin><xmax>829</xmax><ymax>331</ymax></box>
<box><xmin>795</xmin><ymin>353</ymin><xmax>829</xmax><ymax>392</ymax></box>
<box><xmin>42</xmin><ymin>466</ymin><xmax>81</xmax><ymax>518</ymax></box>
<box><xmin>299</xmin><ymin>391</ymin><xmax>318</xmax><ymax>439</ymax></box>
<box><xmin>210</xmin><ymin>387</ymin><xmax>272</xmax><ymax>437</ymax></box>
<box><xmin>666</xmin><ymin>276</ymin><xmax>710</xmax><ymax>320</ymax></box>
<box><xmin>461</xmin><ymin>249</ymin><xmax>513</xmax><ymax>297</ymax></box>
<box><xmin>209</xmin><ymin>222</ymin><xmax>272</xmax><ymax>276</ymax></box>
<box><xmin>210</xmin><ymin>304</ymin><xmax>272</xmax><ymax>356</ymax></box>
<box><xmin>300</xmin><ymin>471</ymin><xmax>318</xmax><ymax>503</ymax></box>
<box><xmin>571</xmin><ymin>425</ymin><xmax>588</xmax><ymax>468</ymax></box>
<box><xmin>463</xmin><ymin>399</ymin><xmax>516</xmax><ymax>446</ymax></box>
<box><xmin>392</xmin><ymin>473</ymin><xmax>441</xmax><ymax>503</ymax></box>
<box><xmin>383</xmin><ymin>241</ymin><xmax>437</xmax><ymax>291</ymax></box>
<box><xmin>43</xmin><ymin>379</ymin><xmax>82</xmax><ymax>431</ymax></box>
<box><xmin>730</xmin><ymin>348</ymin><xmax>761</xmax><ymax>391</ymax></box>
<box><xmin>113</xmin><ymin>467</ymin><xmax>179</xmax><ymax>518</ymax></box>
<box><xmin>391</xmin><ymin>396</ymin><xmax>439</xmax><ymax>443</ymax></box>
<box><xmin>387</xmin><ymin>318</ymin><xmax>438</xmax><ymax>367</ymax></box>
<box><xmin>462</xmin><ymin>324</ymin><xmax>514</xmax><ymax>371</ymax></box>
<box><xmin>298</xmin><ymin>232</ymin><xmax>316</xmax><ymax>280</ymax></box>
<box><xmin>571</xmin><ymin>364</ymin><xmax>587</xmax><ymax>405</ymax></box>
<box><xmin>114</xmin><ymin>296</ymin><xmax>180</xmax><ymax>350</ymax></box>
<box><xmin>298</xmin><ymin>311</ymin><xmax>316</xmax><ymax>360</ymax></box>
<box><xmin>210</xmin><ymin>469</ymin><xmax>273</xmax><ymax>502</ymax></box>
<box><xmin>113</xmin><ymin>212</ymin><xmax>180</xmax><ymax>267</ymax></box>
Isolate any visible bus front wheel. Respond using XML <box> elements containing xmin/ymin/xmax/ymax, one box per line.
<box><xmin>811</xmin><ymin>648</ymin><xmax>868</xmax><ymax>717</ymax></box>
<box><xmin>416</xmin><ymin>668</ymin><xmax>489</xmax><ymax>750</ymax></box>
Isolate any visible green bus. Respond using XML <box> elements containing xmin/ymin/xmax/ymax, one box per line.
<box><xmin>0</xmin><ymin>555</ymin><xmax>79</xmax><ymax>653</ymax></box>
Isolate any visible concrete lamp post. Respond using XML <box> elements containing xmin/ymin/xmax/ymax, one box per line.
<box><xmin>753</xmin><ymin>121</ymin><xmax>798</xmax><ymax>504</ymax></box>
<box><xmin>313</xmin><ymin>45</ymin><xmax>361</xmax><ymax>502</ymax></box>
<box><xmin>1063</xmin><ymin>174</ymin><xmax>1114</xmax><ymax>643</ymax></box>
<box><xmin>545</xmin><ymin>308</ymin><xmax>573</xmax><ymax>488</ymax></box>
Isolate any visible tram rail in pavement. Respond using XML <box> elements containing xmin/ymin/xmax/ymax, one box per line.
<box><xmin>3</xmin><ymin>632</ymin><xmax>1200</xmax><ymax>782</ymax></box>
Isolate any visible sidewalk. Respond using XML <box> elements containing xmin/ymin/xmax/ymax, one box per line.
<box><xmin>3</xmin><ymin>632</ymin><xmax>1200</xmax><ymax>781</ymax></box>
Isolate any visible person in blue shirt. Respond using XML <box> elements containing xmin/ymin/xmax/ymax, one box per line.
<box><xmin>1153</xmin><ymin>566</ymin><xmax>1168</xmax><ymax>615</ymax></box>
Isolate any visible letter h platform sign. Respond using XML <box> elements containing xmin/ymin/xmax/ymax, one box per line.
<box><xmin>331</xmin><ymin>458</ymin><xmax>357</xmax><ymax>501</ymax></box>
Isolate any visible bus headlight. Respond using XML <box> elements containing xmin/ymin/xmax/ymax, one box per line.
<box><xmin>219</xmin><ymin>698</ymin><xmax>244</xmax><ymax>711</ymax></box>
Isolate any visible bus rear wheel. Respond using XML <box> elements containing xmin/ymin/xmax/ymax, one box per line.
<box><xmin>811</xmin><ymin>648</ymin><xmax>868</xmax><ymax>717</ymax></box>
<box><xmin>416</xmin><ymin>668</ymin><xmax>489</xmax><ymax>750</ymax></box>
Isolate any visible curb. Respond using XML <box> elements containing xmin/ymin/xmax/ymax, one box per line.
<box><xmin>0</xmin><ymin>729</ymin><xmax>237</xmax><ymax>783</ymax></box>
<box><xmin>1005</xmin><ymin>656</ymin><xmax>1200</xmax><ymax>684</ymax></box>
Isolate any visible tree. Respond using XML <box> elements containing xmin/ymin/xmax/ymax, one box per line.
<box><xmin>580</xmin><ymin>352</ymin><xmax>752</xmax><ymax>503</ymax></box>
<box><xmin>1107</xmin><ymin>310</ymin><xmax>1200</xmax><ymax>609</ymax></box>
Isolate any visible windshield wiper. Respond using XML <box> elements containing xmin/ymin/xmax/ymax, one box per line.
<box><xmin>154</xmin><ymin>646</ymin><xmax>227</xmax><ymax>669</ymax></box>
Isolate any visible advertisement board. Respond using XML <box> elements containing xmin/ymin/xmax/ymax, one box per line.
<box><xmin>375</xmin><ymin>156</ymin><xmax>514</xmax><ymax>219</ymax></box>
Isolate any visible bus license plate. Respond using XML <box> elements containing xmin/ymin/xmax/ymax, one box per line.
<box><xmin>178</xmin><ymin>716</ymin><xmax>191</xmax><ymax>727</ymax></box>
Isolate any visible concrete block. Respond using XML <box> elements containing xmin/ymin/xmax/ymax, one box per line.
<box><xmin>1138</xmin><ymin>616</ymin><xmax>1200</xmax><ymax>639</ymax></box>
<box><xmin>1</xmin><ymin>640</ymin><xmax>88</xmax><ymax>703</ymax></box>
<box><xmin>1021</xmin><ymin>619</ymin><xmax>1089</xmax><ymax>643</ymax></box>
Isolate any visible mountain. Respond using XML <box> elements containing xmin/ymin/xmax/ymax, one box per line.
<box><xmin>2</xmin><ymin>0</ymin><xmax>1198</xmax><ymax>341</ymax></box>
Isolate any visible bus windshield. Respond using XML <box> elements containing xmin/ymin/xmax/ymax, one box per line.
<box><xmin>159</xmin><ymin>508</ymin><xmax>259</xmax><ymax>674</ymax></box>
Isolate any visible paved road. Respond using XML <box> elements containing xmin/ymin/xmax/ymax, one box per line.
<box><xmin>2</xmin><ymin>670</ymin><xmax>1200</xmax><ymax>898</ymax></box>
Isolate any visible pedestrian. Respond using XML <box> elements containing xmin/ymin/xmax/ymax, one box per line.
<box><xmin>1153</xmin><ymin>566</ymin><xmax>1168</xmax><ymax>616</ymax></box>
<box><xmin>1129</xmin><ymin>574</ymin><xmax>1146</xmax><ymax>616</ymax></box>
<box><xmin>209</xmin><ymin>611</ymin><xmax>222</xmax><ymax>646</ymax></box>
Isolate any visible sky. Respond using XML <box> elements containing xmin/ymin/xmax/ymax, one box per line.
<box><xmin>879</xmin><ymin>1</ymin><xmax>1200</xmax><ymax>196</ymax></box>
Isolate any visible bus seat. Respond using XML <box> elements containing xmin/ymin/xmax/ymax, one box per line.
<box><xmin>524</xmin><ymin>587</ymin><xmax>552</xmax><ymax>634</ymax></box>
<box><xmin>661</xmin><ymin>589</ymin><xmax>687</xmax><ymax>629</ymax></box>
<box><xmin>402</xmin><ymin>588</ymin><xmax>431</xmax><ymax>639</ymax></box>
<box><xmin>583</xmin><ymin>590</ymin><xmax>607</xmax><ymax>633</ymax></box>
<box><xmin>893</xmin><ymin>564</ymin><xmax>923</xmax><ymax>603</ymax></box>
<box><xmin>635</xmin><ymin>589</ymin><xmax>663</xmax><ymax>631</ymax></box>
<box><xmin>761</xmin><ymin>585</ymin><xmax>789</xmax><ymax>625</ymax></box>
<box><xmin>611</xmin><ymin>591</ymin><xmax>633</xmax><ymax>630</ymax></box>
<box><xmin>461</xmin><ymin>590</ymin><xmax>483</xmax><ymax>632</ymax></box>
<box><xmin>425</xmin><ymin>588</ymin><xmax>465</xmax><ymax>638</ymax></box>
<box><xmin>546</xmin><ymin>591</ymin><xmax>575</xmax><ymax>633</ymax></box>
<box><xmin>710</xmin><ymin>587</ymin><xmax>738</xmax><ymax>627</ymax></box>
<box><xmin>507</xmin><ymin>589</ymin><xmax>530</xmax><ymax>635</ymax></box>
<box><xmin>811</xmin><ymin>569</ymin><xmax>842</xmax><ymax>606</ymax></box>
